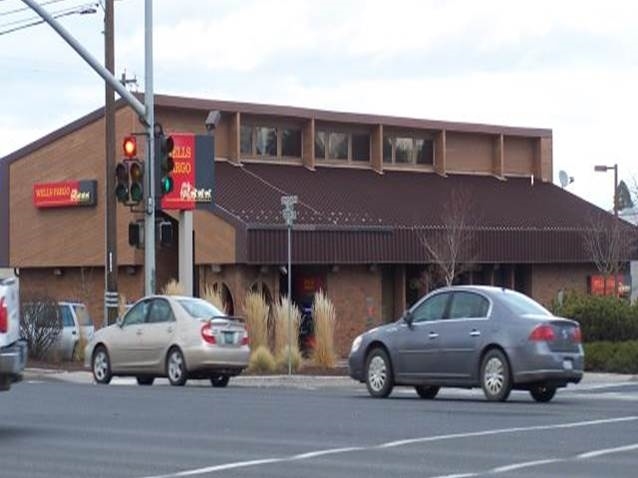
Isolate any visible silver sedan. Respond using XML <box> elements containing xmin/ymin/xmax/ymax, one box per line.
<box><xmin>348</xmin><ymin>286</ymin><xmax>584</xmax><ymax>402</ymax></box>
<box><xmin>84</xmin><ymin>295</ymin><xmax>250</xmax><ymax>387</ymax></box>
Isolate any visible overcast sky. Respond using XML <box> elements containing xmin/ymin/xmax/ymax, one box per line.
<box><xmin>1</xmin><ymin>0</ymin><xmax>637</xmax><ymax>211</ymax></box>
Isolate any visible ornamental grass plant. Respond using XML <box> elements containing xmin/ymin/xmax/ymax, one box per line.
<box><xmin>162</xmin><ymin>279</ymin><xmax>184</xmax><ymax>296</ymax></box>
<box><xmin>242</xmin><ymin>291</ymin><xmax>269</xmax><ymax>351</ymax></box>
<box><xmin>248</xmin><ymin>345</ymin><xmax>277</xmax><ymax>373</ymax></box>
<box><xmin>312</xmin><ymin>290</ymin><xmax>337</xmax><ymax>368</ymax></box>
<box><xmin>202</xmin><ymin>284</ymin><xmax>227</xmax><ymax>314</ymax></box>
<box><xmin>272</xmin><ymin>296</ymin><xmax>301</xmax><ymax>369</ymax></box>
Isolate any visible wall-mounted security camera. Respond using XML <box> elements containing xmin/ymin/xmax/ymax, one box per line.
<box><xmin>205</xmin><ymin>110</ymin><xmax>221</xmax><ymax>131</ymax></box>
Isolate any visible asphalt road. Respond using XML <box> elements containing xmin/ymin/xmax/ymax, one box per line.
<box><xmin>1</xmin><ymin>378</ymin><xmax>637</xmax><ymax>478</ymax></box>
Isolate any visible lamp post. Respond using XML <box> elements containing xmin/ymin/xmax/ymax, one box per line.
<box><xmin>594</xmin><ymin>164</ymin><xmax>618</xmax><ymax>217</ymax></box>
<box><xmin>593</xmin><ymin>163</ymin><xmax>620</xmax><ymax>296</ymax></box>
<box><xmin>281</xmin><ymin>195</ymin><xmax>297</xmax><ymax>376</ymax></box>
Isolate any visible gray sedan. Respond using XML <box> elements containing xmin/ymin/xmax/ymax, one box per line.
<box><xmin>348</xmin><ymin>286</ymin><xmax>584</xmax><ymax>402</ymax></box>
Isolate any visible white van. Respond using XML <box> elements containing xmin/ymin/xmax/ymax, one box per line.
<box><xmin>53</xmin><ymin>302</ymin><xmax>95</xmax><ymax>361</ymax></box>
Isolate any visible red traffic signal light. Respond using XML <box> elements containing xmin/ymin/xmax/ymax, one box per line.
<box><xmin>123</xmin><ymin>136</ymin><xmax>137</xmax><ymax>158</ymax></box>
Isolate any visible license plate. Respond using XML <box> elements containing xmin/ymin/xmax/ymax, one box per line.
<box><xmin>223</xmin><ymin>331</ymin><xmax>235</xmax><ymax>344</ymax></box>
<box><xmin>563</xmin><ymin>359</ymin><xmax>573</xmax><ymax>370</ymax></box>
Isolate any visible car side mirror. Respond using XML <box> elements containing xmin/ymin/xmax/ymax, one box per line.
<box><xmin>403</xmin><ymin>310</ymin><xmax>414</xmax><ymax>328</ymax></box>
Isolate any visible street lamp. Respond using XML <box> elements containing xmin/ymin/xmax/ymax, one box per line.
<box><xmin>594</xmin><ymin>164</ymin><xmax>618</xmax><ymax>217</ymax></box>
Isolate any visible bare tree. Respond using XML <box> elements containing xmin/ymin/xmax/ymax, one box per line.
<box><xmin>20</xmin><ymin>294</ymin><xmax>62</xmax><ymax>360</ymax></box>
<box><xmin>417</xmin><ymin>188</ymin><xmax>478</xmax><ymax>287</ymax></box>
<box><xmin>581</xmin><ymin>212</ymin><xmax>636</xmax><ymax>295</ymax></box>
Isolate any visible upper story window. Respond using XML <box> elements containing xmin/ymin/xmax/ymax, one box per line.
<box><xmin>241</xmin><ymin>123</ymin><xmax>302</xmax><ymax>160</ymax></box>
<box><xmin>315</xmin><ymin>129</ymin><xmax>370</xmax><ymax>163</ymax></box>
<box><xmin>384</xmin><ymin>134</ymin><xmax>434</xmax><ymax>166</ymax></box>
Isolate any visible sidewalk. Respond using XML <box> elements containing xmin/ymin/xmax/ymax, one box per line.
<box><xmin>23</xmin><ymin>366</ymin><xmax>638</xmax><ymax>388</ymax></box>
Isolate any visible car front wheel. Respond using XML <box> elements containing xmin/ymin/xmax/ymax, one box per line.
<box><xmin>530</xmin><ymin>384</ymin><xmax>556</xmax><ymax>403</ymax></box>
<box><xmin>166</xmin><ymin>348</ymin><xmax>188</xmax><ymax>386</ymax></box>
<box><xmin>210</xmin><ymin>375</ymin><xmax>230</xmax><ymax>388</ymax></box>
<box><xmin>415</xmin><ymin>385</ymin><xmax>440</xmax><ymax>399</ymax></box>
<box><xmin>365</xmin><ymin>348</ymin><xmax>394</xmax><ymax>398</ymax></box>
<box><xmin>480</xmin><ymin>349</ymin><xmax>512</xmax><ymax>402</ymax></box>
<box><xmin>92</xmin><ymin>346</ymin><xmax>112</xmax><ymax>385</ymax></box>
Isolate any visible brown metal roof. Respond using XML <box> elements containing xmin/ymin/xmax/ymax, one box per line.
<box><xmin>214</xmin><ymin>162</ymin><xmax>636</xmax><ymax>264</ymax></box>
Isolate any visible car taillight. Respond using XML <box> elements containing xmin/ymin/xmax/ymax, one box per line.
<box><xmin>571</xmin><ymin>326</ymin><xmax>582</xmax><ymax>343</ymax></box>
<box><xmin>529</xmin><ymin>324</ymin><xmax>555</xmax><ymax>342</ymax></box>
<box><xmin>241</xmin><ymin>329</ymin><xmax>249</xmax><ymax>346</ymax></box>
<box><xmin>201</xmin><ymin>324</ymin><xmax>216</xmax><ymax>345</ymax></box>
<box><xmin>0</xmin><ymin>298</ymin><xmax>7</xmax><ymax>333</ymax></box>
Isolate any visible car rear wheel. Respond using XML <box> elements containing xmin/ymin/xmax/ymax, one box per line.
<box><xmin>415</xmin><ymin>385</ymin><xmax>440</xmax><ymax>399</ymax></box>
<box><xmin>166</xmin><ymin>348</ymin><xmax>188</xmax><ymax>386</ymax></box>
<box><xmin>530</xmin><ymin>384</ymin><xmax>556</xmax><ymax>403</ymax></box>
<box><xmin>365</xmin><ymin>348</ymin><xmax>394</xmax><ymax>398</ymax></box>
<box><xmin>136</xmin><ymin>376</ymin><xmax>155</xmax><ymax>386</ymax></box>
<box><xmin>92</xmin><ymin>346</ymin><xmax>112</xmax><ymax>385</ymax></box>
<box><xmin>210</xmin><ymin>375</ymin><xmax>230</xmax><ymax>388</ymax></box>
<box><xmin>480</xmin><ymin>349</ymin><xmax>512</xmax><ymax>402</ymax></box>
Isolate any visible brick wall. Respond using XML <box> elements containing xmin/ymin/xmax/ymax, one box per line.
<box><xmin>530</xmin><ymin>263</ymin><xmax>597</xmax><ymax>307</ymax></box>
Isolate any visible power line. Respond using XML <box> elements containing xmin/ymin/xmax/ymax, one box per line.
<box><xmin>0</xmin><ymin>2</ymin><xmax>98</xmax><ymax>35</ymax></box>
<box><xmin>0</xmin><ymin>0</ymin><xmax>68</xmax><ymax>18</ymax></box>
<box><xmin>0</xmin><ymin>2</ymin><xmax>97</xmax><ymax>27</ymax></box>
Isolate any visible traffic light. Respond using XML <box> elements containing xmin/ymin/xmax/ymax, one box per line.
<box><xmin>155</xmin><ymin>134</ymin><xmax>175</xmax><ymax>197</ymax></box>
<box><xmin>128</xmin><ymin>221</ymin><xmax>143</xmax><ymax>248</ymax></box>
<box><xmin>115</xmin><ymin>136</ymin><xmax>144</xmax><ymax>206</ymax></box>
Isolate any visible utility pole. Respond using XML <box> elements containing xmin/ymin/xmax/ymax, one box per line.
<box><xmin>144</xmin><ymin>0</ymin><xmax>155</xmax><ymax>296</ymax></box>
<box><xmin>104</xmin><ymin>0</ymin><xmax>118</xmax><ymax>326</ymax></box>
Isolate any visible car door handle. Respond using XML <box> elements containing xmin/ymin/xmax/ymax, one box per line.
<box><xmin>136</xmin><ymin>329</ymin><xmax>143</xmax><ymax>336</ymax></box>
<box><xmin>166</xmin><ymin>326</ymin><xmax>173</xmax><ymax>333</ymax></box>
<box><xmin>428</xmin><ymin>332</ymin><xmax>439</xmax><ymax>339</ymax></box>
<box><xmin>470</xmin><ymin>330</ymin><xmax>481</xmax><ymax>337</ymax></box>
<box><xmin>71</xmin><ymin>330</ymin><xmax>77</xmax><ymax>335</ymax></box>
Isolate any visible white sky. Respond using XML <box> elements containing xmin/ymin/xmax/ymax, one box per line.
<box><xmin>1</xmin><ymin>0</ymin><xmax>637</xmax><ymax>210</ymax></box>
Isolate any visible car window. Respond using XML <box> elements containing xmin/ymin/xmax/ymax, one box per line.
<box><xmin>73</xmin><ymin>304</ymin><xmax>92</xmax><ymax>326</ymax></box>
<box><xmin>177</xmin><ymin>298</ymin><xmax>225</xmax><ymax>319</ymax></box>
<box><xmin>411</xmin><ymin>293</ymin><xmax>450</xmax><ymax>323</ymax></box>
<box><xmin>448</xmin><ymin>292</ymin><xmax>489</xmax><ymax>319</ymax></box>
<box><xmin>499</xmin><ymin>290</ymin><xmax>551</xmax><ymax>317</ymax></box>
<box><xmin>122</xmin><ymin>301</ymin><xmax>150</xmax><ymax>326</ymax></box>
<box><xmin>59</xmin><ymin>305</ymin><xmax>75</xmax><ymax>327</ymax></box>
<box><xmin>147</xmin><ymin>299</ymin><xmax>174</xmax><ymax>324</ymax></box>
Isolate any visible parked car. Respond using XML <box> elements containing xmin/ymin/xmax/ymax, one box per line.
<box><xmin>52</xmin><ymin>302</ymin><xmax>95</xmax><ymax>361</ymax></box>
<box><xmin>0</xmin><ymin>276</ymin><xmax>27</xmax><ymax>391</ymax></box>
<box><xmin>348</xmin><ymin>286</ymin><xmax>584</xmax><ymax>402</ymax></box>
<box><xmin>84</xmin><ymin>295</ymin><xmax>250</xmax><ymax>387</ymax></box>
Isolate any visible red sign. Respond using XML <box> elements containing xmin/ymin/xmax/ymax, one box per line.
<box><xmin>160</xmin><ymin>133</ymin><xmax>215</xmax><ymax>211</ymax></box>
<box><xmin>33</xmin><ymin>180</ymin><xmax>97</xmax><ymax>208</ymax></box>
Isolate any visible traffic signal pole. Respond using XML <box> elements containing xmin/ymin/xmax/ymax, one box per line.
<box><xmin>23</xmin><ymin>0</ymin><xmax>157</xmax><ymax>296</ymax></box>
<box><xmin>144</xmin><ymin>0</ymin><xmax>156</xmax><ymax>296</ymax></box>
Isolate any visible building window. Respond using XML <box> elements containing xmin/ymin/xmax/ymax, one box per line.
<box><xmin>315</xmin><ymin>131</ymin><xmax>326</xmax><ymax>160</ymax></box>
<box><xmin>256</xmin><ymin>127</ymin><xmax>277</xmax><ymax>157</ymax></box>
<box><xmin>315</xmin><ymin>129</ymin><xmax>370</xmax><ymax>163</ymax></box>
<box><xmin>351</xmin><ymin>134</ymin><xmax>370</xmax><ymax>162</ymax></box>
<box><xmin>383</xmin><ymin>134</ymin><xmax>434</xmax><ymax>166</ymax></box>
<box><xmin>282</xmin><ymin>128</ymin><xmax>302</xmax><ymax>157</ymax></box>
<box><xmin>328</xmin><ymin>132</ymin><xmax>348</xmax><ymax>160</ymax></box>
<box><xmin>240</xmin><ymin>124</ymin><xmax>302</xmax><ymax>160</ymax></box>
<box><xmin>240</xmin><ymin>125</ymin><xmax>252</xmax><ymax>155</ymax></box>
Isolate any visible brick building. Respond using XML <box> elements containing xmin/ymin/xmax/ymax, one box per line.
<box><xmin>0</xmin><ymin>94</ymin><xmax>632</xmax><ymax>356</ymax></box>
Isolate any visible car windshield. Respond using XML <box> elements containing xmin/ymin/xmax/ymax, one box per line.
<box><xmin>499</xmin><ymin>290</ymin><xmax>551</xmax><ymax>317</ymax></box>
<box><xmin>73</xmin><ymin>305</ymin><xmax>92</xmax><ymax>326</ymax></box>
<box><xmin>177</xmin><ymin>298</ymin><xmax>225</xmax><ymax>319</ymax></box>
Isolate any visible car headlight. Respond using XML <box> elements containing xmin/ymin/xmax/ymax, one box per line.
<box><xmin>350</xmin><ymin>335</ymin><xmax>363</xmax><ymax>354</ymax></box>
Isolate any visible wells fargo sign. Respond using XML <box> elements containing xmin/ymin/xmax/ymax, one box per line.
<box><xmin>161</xmin><ymin>133</ymin><xmax>215</xmax><ymax>212</ymax></box>
<box><xmin>33</xmin><ymin>180</ymin><xmax>97</xmax><ymax>208</ymax></box>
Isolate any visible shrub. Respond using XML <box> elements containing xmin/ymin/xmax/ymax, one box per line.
<box><xmin>272</xmin><ymin>296</ymin><xmax>301</xmax><ymax>362</ymax></box>
<box><xmin>20</xmin><ymin>295</ymin><xmax>62</xmax><ymax>360</ymax></box>
<box><xmin>242</xmin><ymin>291</ymin><xmax>269</xmax><ymax>351</ymax></box>
<box><xmin>248</xmin><ymin>345</ymin><xmax>276</xmax><ymax>374</ymax></box>
<box><xmin>162</xmin><ymin>279</ymin><xmax>184</xmax><ymax>296</ymax></box>
<box><xmin>312</xmin><ymin>290</ymin><xmax>337</xmax><ymax>368</ymax></box>
<box><xmin>584</xmin><ymin>341</ymin><xmax>638</xmax><ymax>374</ymax></box>
<box><xmin>552</xmin><ymin>291</ymin><xmax>638</xmax><ymax>342</ymax></box>
<box><xmin>276</xmin><ymin>345</ymin><xmax>303</xmax><ymax>373</ymax></box>
<box><xmin>202</xmin><ymin>284</ymin><xmax>227</xmax><ymax>314</ymax></box>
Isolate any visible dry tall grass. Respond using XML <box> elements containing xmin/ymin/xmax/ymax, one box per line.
<box><xmin>118</xmin><ymin>294</ymin><xmax>128</xmax><ymax>318</ymax></box>
<box><xmin>202</xmin><ymin>284</ymin><xmax>227</xmax><ymax>313</ymax></box>
<box><xmin>248</xmin><ymin>345</ymin><xmax>276</xmax><ymax>374</ymax></box>
<box><xmin>242</xmin><ymin>291</ymin><xmax>269</xmax><ymax>350</ymax></box>
<box><xmin>312</xmin><ymin>290</ymin><xmax>337</xmax><ymax>368</ymax></box>
<box><xmin>272</xmin><ymin>296</ymin><xmax>301</xmax><ymax>367</ymax></box>
<box><xmin>162</xmin><ymin>279</ymin><xmax>184</xmax><ymax>296</ymax></box>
